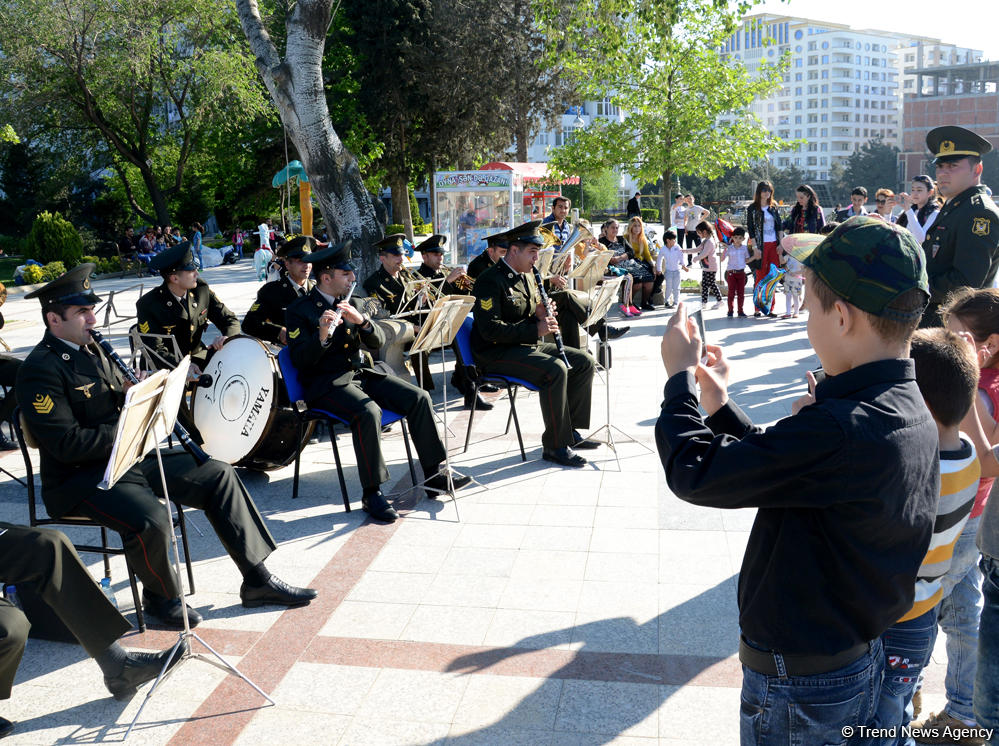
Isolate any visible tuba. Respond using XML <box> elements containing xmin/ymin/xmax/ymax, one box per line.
<box><xmin>550</xmin><ymin>221</ymin><xmax>597</xmax><ymax>276</ymax></box>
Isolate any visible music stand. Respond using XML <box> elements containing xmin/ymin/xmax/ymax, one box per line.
<box><xmin>102</xmin><ymin>358</ymin><xmax>274</xmax><ymax>741</ymax></box>
<box><xmin>407</xmin><ymin>295</ymin><xmax>482</xmax><ymax>513</ymax></box>
<box><xmin>581</xmin><ymin>277</ymin><xmax>654</xmax><ymax>471</ymax></box>
<box><xmin>97</xmin><ymin>282</ymin><xmax>145</xmax><ymax>336</ymax></box>
<box><xmin>570</xmin><ymin>251</ymin><xmax>612</xmax><ymax>293</ymax></box>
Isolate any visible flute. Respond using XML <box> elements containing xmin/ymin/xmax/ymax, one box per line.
<box><xmin>531</xmin><ymin>266</ymin><xmax>572</xmax><ymax>369</ymax></box>
<box><xmin>328</xmin><ymin>281</ymin><xmax>357</xmax><ymax>328</ymax></box>
<box><xmin>89</xmin><ymin>329</ymin><xmax>210</xmax><ymax>466</ymax></box>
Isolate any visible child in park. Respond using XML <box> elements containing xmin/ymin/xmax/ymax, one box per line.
<box><xmin>780</xmin><ymin>235</ymin><xmax>806</xmax><ymax>319</ymax></box>
<box><xmin>655</xmin><ymin>229</ymin><xmax>686</xmax><ymax>309</ymax></box>
<box><xmin>684</xmin><ymin>221</ymin><xmax>723</xmax><ymax>308</ymax></box>
<box><xmin>657</xmin><ymin>217</ymin><xmax>938</xmax><ymax>745</ymax></box>
<box><xmin>874</xmin><ymin>327</ymin><xmax>981</xmax><ymax>744</ymax></box>
<box><xmin>721</xmin><ymin>226</ymin><xmax>755</xmax><ymax>317</ymax></box>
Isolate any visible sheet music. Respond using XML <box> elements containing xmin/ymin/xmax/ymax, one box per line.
<box><xmin>100</xmin><ymin>369</ymin><xmax>169</xmax><ymax>490</ymax></box>
<box><xmin>409</xmin><ymin>296</ymin><xmax>476</xmax><ymax>355</ymax></box>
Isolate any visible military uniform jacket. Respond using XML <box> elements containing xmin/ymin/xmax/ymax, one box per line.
<box><xmin>362</xmin><ymin>266</ymin><xmax>409</xmax><ymax>315</ymax></box>
<box><xmin>242</xmin><ymin>276</ymin><xmax>315</xmax><ymax>345</ymax></box>
<box><xmin>470</xmin><ymin>260</ymin><xmax>542</xmax><ymax>354</ymax></box>
<box><xmin>285</xmin><ymin>287</ymin><xmax>386</xmax><ymax>401</ymax></box>
<box><xmin>15</xmin><ymin>332</ymin><xmax>127</xmax><ymax>517</ymax></box>
<box><xmin>416</xmin><ymin>263</ymin><xmax>463</xmax><ymax>296</ymax></box>
<box><xmin>136</xmin><ymin>279</ymin><xmax>241</xmax><ymax>369</ymax></box>
<box><xmin>923</xmin><ymin>184</ymin><xmax>999</xmax><ymax>321</ymax></box>
<box><xmin>467</xmin><ymin>251</ymin><xmax>494</xmax><ymax>280</ymax></box>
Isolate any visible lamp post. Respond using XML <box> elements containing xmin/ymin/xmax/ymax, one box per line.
<box><xmin>572</xmin><ymin>110</ymin><xmax>585</xmax><ymax>214</ymax></box>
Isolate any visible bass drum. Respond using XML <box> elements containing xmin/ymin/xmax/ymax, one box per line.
<box><xmin>191</xmin><ymin>335</ymin><xmax>314</xmax><ymax>471</ymax></box>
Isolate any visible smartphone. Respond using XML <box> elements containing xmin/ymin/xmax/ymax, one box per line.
<box><xmin>809</xmin><ymin>367</ymin><xmax>826</xmax><ymax>385</ymax></box>
<box><xmin>688</xmin><ymin>308</ymin><xmax>707</xmax><ymax>346</ymax></box>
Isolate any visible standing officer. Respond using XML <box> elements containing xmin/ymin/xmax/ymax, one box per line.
<box><xmin>136</xmin><ymin>241</ymin><xmax>241</xmax><ymax>373</ymax></box>
<box><xmin>413</xmin><ymin>234</ymin><xmax>490</xmax><ymax>410</ymax></box>
<box><xmin>0</xmin><ymin>523</ymin><xmax>180</xmax><ymax>729</ymax></box>
<box><xmin>16</xmin><ymin>264</ymin><xmax>317</xmax><ymax>629</ymax></box>
<box><xmin>243</xmin><ymin>235</ymin><xmax>316</xmax><ymax>345</ymax></box>
<box><xmin>286</xmin><ymin>244</ymin><xmax>471</xmax><ymax>522</ymax></box>
<box><xmin>362</xmin><ymin>234</ymin><xmax>434</xmax><ymax>388</ymax></box>
<box><xmin>471</xmin><ymin>221</ymin><xmax>598</xmax><ymax>468</ymax></box>
<box><xmin>921</xmin><ymin>125</ymin><xmax>999</xmax><ymax>326</ymax></box>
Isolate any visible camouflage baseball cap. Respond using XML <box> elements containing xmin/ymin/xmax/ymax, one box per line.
<box><xmin>803</xmin><ymin>216</ymin><xmax>929</xmax><ymax>320</ymax></box>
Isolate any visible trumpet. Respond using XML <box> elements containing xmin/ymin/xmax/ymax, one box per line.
<box><xmin>443</xmin><ymin>264</ymin><xmax>473</xmax><ymax>292</ymax></box>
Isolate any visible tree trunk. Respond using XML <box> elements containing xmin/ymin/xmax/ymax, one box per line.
<box><xmin>390</xmin><ymin>173</ymin><xmax>414</xmax><ymax>242</ymax></box>
<box><xmin>515</xmin><ymin>118</ymin><xmax>529</xmax><ymax>162</ymax></box>
<box><xmin>236</xmin><ymin>0</ymin><xmax>384</xmax><ymax>279</ymax></box>
<box><xmin>662</xmin><ymin>168</ymin><xmax>672</xmax><ymax>228</ymax></box>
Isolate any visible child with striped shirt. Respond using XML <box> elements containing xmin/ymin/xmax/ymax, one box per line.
<box><xmin>874</xmin><ymin>327</ymin><xmax>981</xmax><ymax>743</ymax></box>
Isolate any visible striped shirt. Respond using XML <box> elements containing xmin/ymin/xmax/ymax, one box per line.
<box><xmin>898</xmin><ymin>435</ymin><xmax>980</xmax><ymax>622</ymax></box>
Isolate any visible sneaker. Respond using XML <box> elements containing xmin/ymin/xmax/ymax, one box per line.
<box><xmin>753</xmin><ymin>311</ymin><xmax>762</xmax><ymax>318</ymax></box>
<box><xmin>737</xmin><ymin>312</ymin><xmax>748</xmax><ymax>317</ymax></box>
<box><xmin>628</xmin><ymin>305</ymin><xmax>642</xmax><ymax>316</ymax></box>
<box><xmin>619</xmin><ymin>304</ymin><xmax>633</xmax><ymax>317</ymax></box>
<box><xmin>727</xmin><ymin>311</ymin><xmax>733</xmax><ymax>317</ymax></box>
<box><xmin>711</xmin><ymin>300</ymin><xmax>723</xmax><ymax>309</ymax></box>
<box><xmin>910</xmin><ymin>710</ymin><xmax>985</xmax><ymax>744</ymax></box>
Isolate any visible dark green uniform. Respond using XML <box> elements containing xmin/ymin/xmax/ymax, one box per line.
<box><xmin>15</xmin><ymin>332</ymin><xmax>277</xmax><ymax>601</ymax></box>
<box><xmin>921</xmin><ymin>184</ymin><xmax>999</xmax><ymax>326</ymax></box>
<box><xmin>242</xmin><ymin>276</ymin><xmax>315</xmax><ymax>345</ymax></box>
<box><xmin>362</xmin><ymin>265</ymin><xmax>435</xmax><ymax>388</ymax></box>
<box><xmin>467</xmin><ymin>251</ymin><xmax>495</xmax><ymax>280</ymax></box>
<box><xmin>471</xmin><ymin>260</ymin><xmax>594</xmax><ymax>450</ymax></box>
<box><xmin>416</xmin><ymin>263</ymin><xmax>464</xmax><ymax>296</ymax></box>
<box><xmin>285</xmin><ymin>287</ymin><xmax>446</xmax><ymax>489</ymax></box>
<box><xmin>136</xmin><ymin>279</ymin><xmax>241</xmax><ymax>369</ymax></box>
<box><xmin>0</xmin><ymin>355</ymin><xmax>20</xmax><ymax>425</ymax></box>
<box><xmin>0</xmin><ymin>524</ymin><xmax>131</xmax><ymax>698</ymax></box>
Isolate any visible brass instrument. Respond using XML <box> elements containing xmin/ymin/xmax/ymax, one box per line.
<box><xmin>442</xmin><ymin>264</ymin><xmax>473</xmax><ymax>292</ymax></box>
<box><xmin>540</xmin><ymin>221</ymin><xmax>597</xmax><ymax>278</ymax></box>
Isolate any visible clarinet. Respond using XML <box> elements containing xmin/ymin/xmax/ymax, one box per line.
<box><xmin>531</xmin><ymin>266</ymin><xmax>572</xmax><ymax>369</ymax></box>
<box><xmin>89</xmin><ymin>329</ymin><xmax>210</xmax><ymax>466</ymax></box>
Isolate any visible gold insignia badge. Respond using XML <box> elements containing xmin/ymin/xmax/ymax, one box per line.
<box><xmin>138</xmin><ymin>321</ymin><xmax>150</xmax><ymax>333</ymax></box>
<box><xmin>395</xmin><ymin>238</ymin><xmax>403</xmax><ymax>248</ymax></box>
<box><xmin>289</xmin><ymin>328</ymin><xmax>301</xmax><ymax>339</ymax></box>
<box><xmin>83</xmin><ymin>277</ymin><xmax>90</xmax><ymax>289</ymax></box>
<box><xmin>973</xmin><ymin>218</ymin><xmax>991</xmax><ymax>237</ymax></box>
<box><xmin>163</xmin><ymin>325</ymin><xmax>175</xmax><ymax>335</ymax></box>
<box><xmin>941</xmin><ymin>140</ymin><xmax>955</xmax><ymax>154</ymax></box>
<box><xmin>74</xmin><ymin>383</ymin><xmax>95</xmax><ymax>399</ymax></box>
<box><xmin>250</xmin><ymin>303</ymin><xmax>260</xmax><ymax>311</ymax></box>
<box><xmin>480</xmin><ymin>297</ymin><xmax>494</xmax><ymax>311</ymax></box>
<box><xmin>32</xmin><ymin>394</ymin><xmax>55</xmax><ymax>414</ymax></box>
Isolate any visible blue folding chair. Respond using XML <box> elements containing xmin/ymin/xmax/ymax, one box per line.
<box><xmin>453</xmin><ymin>316</ymin><xmax>537</xmax><ymax>461</ymax></box>
<box><xmin>277</xmin><ymin>347</ymin><xmax>417</xmax><ymax>507</ymax></box>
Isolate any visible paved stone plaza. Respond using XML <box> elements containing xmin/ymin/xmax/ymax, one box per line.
<box><xmin>0</xmin><ymin>259</ymin><xmax>951</xmax><ymax>744</ymax></box>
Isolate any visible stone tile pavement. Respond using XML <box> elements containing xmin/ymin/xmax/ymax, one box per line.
<box><xmin>0</xmin><ymin>260</ymin><xmax>950</xmax><ymax>743</ymax></box>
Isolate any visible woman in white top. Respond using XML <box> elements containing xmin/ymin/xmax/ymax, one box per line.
<box><xmin>895</xmin><ymin>175</ymin><xmax>941</xmax><ymax>245</ymax></box>
<box><xmin>670</xmin><ymin>195</ymin><xmax>687</xmax><ymax>241</ymax></box>
<box><xmin>683</xmin><ymin>195</ymin><xmax>707</xmax><ymax>266</ymax></box>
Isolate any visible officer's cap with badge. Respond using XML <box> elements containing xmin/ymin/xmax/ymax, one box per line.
<box><xmin>279</xmin><ymin>235</ymin><xmax>318</xmax><ymax>260</ymax></box>
<box><xmin>25</xmin><ymin>263</ymin><xmax>101</xmax><ymax>308</ymax></box>
<box><xmin>927</xmin><ymin>126</ymin><xmax>994</xmax><ymax>164</ymax></box>
<box><xmin>416</xmin><ymin>234</ymin><xmax>447</xmax><ymax>254</ymax></box>
<box><xmin>374</xmin><ymin>233</ymin><xmax>406</xmax><ymax>255</ymax></box>
<box><xmin>149</xmin><ymin>241</ymin><xmax>198</xmax><ymax>276</ymax></box>
<box><xmin>486</xmin><ymin>220</ymin><xmax>545</xmax><ymax>249</ymax></box>
<box><xmin>309</xmin><ymin>239</ymin><xmax>356</xmax><ymax>275</ymax></box>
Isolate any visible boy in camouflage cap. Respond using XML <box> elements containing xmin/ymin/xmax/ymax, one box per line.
<box><xmin>655</xmin><ymin>216</ymin><xmax>939</xmax><ymax>744</ymax></box>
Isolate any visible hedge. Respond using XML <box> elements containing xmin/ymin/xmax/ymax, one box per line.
<box><xmin>640</xmin><ymin>208</ymin><xmax>660</xmax><ymax>223</ymax></box>
<box><xmin>24</xmin><ymin>211</ymin><xmax>84</xmax><ymax>266</ymax></box>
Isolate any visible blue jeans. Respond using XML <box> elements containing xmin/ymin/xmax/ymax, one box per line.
<box><xmin>874</xmin><ymin>608</ymin><xmax>938</xmax><ymax>745</ymax></box>
<box><xmin>928</xmin><ymin>514</ymin><xmax>983</xmax><ymax>723</ymax></box>
<box><xmin>740</xmin><ymin>637</ymin><xmax>883</xmax><ymax>745</ymax></box>
<box><xmin>975</xmin><ymin>553</ymin><xmax>999</xmax><ymax>745</ymax></box>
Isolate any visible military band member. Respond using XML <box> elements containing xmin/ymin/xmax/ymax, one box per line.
<box><xmin>285</xmin><ymin>244</ymin><xmax>471</xmax><ymax>522</ymax></box>
<box><xmin>135</xmin><ymin>241</ymin><xmax>241</xmax><ymax>373</ymax></box>
<box><xmin>242</xmin><ymin>235</ymin><xmax>316</xmax><ymax>345</ymax></box>
<box><xmin>471</xmin><ymin>221</ymin><xmax>598</xmax><ymax>468</ymax></box>
<box><xmin>362</xmin><ymin>234</ymin><xmax>435</xmax><ymax>388</ymax></box>
<box><xmin>414</xmin><ymin>234</ymin><xmax>491</xmax><ymax>410</ymax></box>
<box><xmin>0</xmin><ymin>523</ymin><xmax>180</xmax><ymax>729</ymax></box>
<box><xmin>16</xmin><ymin>265</ymin><xmax>317</xmax><ymax>629</ymax></box>
<box><xmin>920</xmin><ymin>125</ymin><xmax>999</xmax><ymax>326</ymax></box>
<box><xmin>467</xmin><ymin>238</ymin><xmax>507</xmax><ymax>280</ymax></box>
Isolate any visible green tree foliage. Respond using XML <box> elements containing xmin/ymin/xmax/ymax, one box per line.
<box><xmin>0</xmin><ymin>0</ymin><xmax>271</xmax><ymax>226</ymax></box>
<box><xmin>581</xmin><ymin>169</ymin><xmax>621</xmax><ymax>213</ymax></box>
<box><xmin>24</xmin><ymin>211</ymin><xmax>84</xmax><ymax>266</ymax></box>
<box><xmin>536</xmin><ymin>0</ymin><xmax>790</xmax><ymax>222</ymax></box>
<box><xmin>0</xmin><ymin>126</ymin><xmax>17</xmax><ymax>144</ymax></box>
<box><xmin>832</xmin><ymin>138</ymin><xmax>900</xmax><ymax>203</ymax></box>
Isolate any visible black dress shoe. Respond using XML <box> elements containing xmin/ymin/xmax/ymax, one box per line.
<box><xmin>143</xmin><ymin>593</ymin><xmax>202</xmax><ymax>629</ymax></box>
<box><xmin>0</xmin><ymin>436</ymin><xmax>16</xmax><ymax>452</ymax></box>
<box><xmin>542</xmin><ymin>446</ymin><xmax>587</xmax><ymax>468</ymax></box>
<box><xmin>605</xmin><ymin>326</ymin><xmax>629</xmax><ymax>340</ymax></box>
<box><xmin>361</xmin><ymin>490</ymin><xmax>399</xmax><ymax>522</ymax></box>
<box><xmin>571</xmin><ymin>431</ymin><xmax>600</xmax><ymax>450</ymax></box>
<box><xmin>640</xmin><ymin>302</ymin><xmax>655</xmax><ymax>311</ymax></box>
<box><xmin>240</xmin><ymin>576</ymin><xmax>318</xmax><ymax>608</ymax></box>
<box><xmin>464</xmin><ymin>391</ymin><xmax>493</xmax><ymax>410</ymax></box>
<box><xmin>479</xmin><ymin>383</ymin><xmax>500</xmax><ymax>393</ymax></box>
<box><xmin>105</xmin><ymin>644</ymin><xmax>185</xmax><ymax>701</ymax></box>
<box><xmin>0</xmin><ymin>716</ymin><xmax>13</xmax><ymax>739</ymax></box>
<box><xmin>425</xmin><ymin>471</ymin><xmax>472</xmax><ymax>495</ymax></box>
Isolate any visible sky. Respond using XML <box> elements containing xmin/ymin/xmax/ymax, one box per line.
<box><xmin>753</xmin><ymin>0</ymin><xmax>999</xmax><ymax>60</ymax></box>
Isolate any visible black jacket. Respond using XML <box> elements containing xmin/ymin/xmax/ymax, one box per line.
<box><xmin>467</xmin><ymin>251</ymin><xmax>495</xmax><ymax>280</ymax></box>
<box><xmin>136</xmin><ymin>279</ymin><xmax>240</xmax><ymax>369</ymax></box>
<box><xmin>285</xmin><ymin>287</ymin><xmax>385</xmax><ymax>401</ymax></box>
<box><xmin>745</xmin><ymin>204</ymin><xmax>784</xmax><ymax>249</ymax></box>
<box><xmin>655</xmin><ymin>360</ymin><xmax>938</xmax><ymax>655</ymax></box>
<box><xmin>242</xmin><ymin>276</ymin><xmax>315</xmax><ymax>345</ymax></box>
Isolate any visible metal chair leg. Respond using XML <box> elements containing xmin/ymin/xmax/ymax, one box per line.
<box><xmin>400</xmin><ymin>420</ymin><xmax>417</xmax><ymax>485</ymax></box>
<box><xmin>292</xmin><ymin>418</ymin><xmax>304</xmax><ymax>499</ymax></box>
<box><xmin>100</xmin><ymin>527</ymin><xmax>112</xmax><ymax>579</ymax></box>
<box><xmin>123</xmin><ymin>556</ymin><xmax>145</xmax><ymax>633</ymax></box>
<box><xmin>327</xmin><ymin>421</ymin><xmax>350</xmax><ymax>511</ymax></box>
<box><xmin>463</xmin><ymin>383</ymin><xmax>479</xmax><ymax>454</ymax></box>
<box><xmin>508</xmin><ymin>385</ymin><xmax>527</xmax><ymax>461</ymax></box>
<box><xmin>173</xmin><ymin>501</ymin><xmax>195</xmax><ymax>595</ymax></box>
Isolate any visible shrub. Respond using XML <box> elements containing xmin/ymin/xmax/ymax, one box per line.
<box><xmin>0</xmin><ymin>235</ymin><xmax>22</xmax><ymax>255</ymax></box>
<box><xmin>40</xmin><ymin>261</ymin><xmax>67</xmax><ymax>282</ymax></box>
<box><xmin>386</xmin><ymin>223</ymin><xmax>404</xmax><ymax>235</ymax></box>
<box><xmin>680</xmin><ymin>279</ymin><xmax>700</xmax><ymax>289</ymax></box>
<box><xmin>24</xmin><ymin>211</ymin><xmax>84</xmax><ymax>266</ymax></box>
<box><xmin>640</xmin><ymin>208</ymin><xmax>660</xmax><ymax>223</ymax></box>
<box><xmin>20</xmin><ymin>264</ymin><xmax>44</xmax><ymax>285</ymax></box>
<box><xmin>97</xmin><ymin>257</ymin><xmax>120</xmax><ymax>274</ymax></box>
